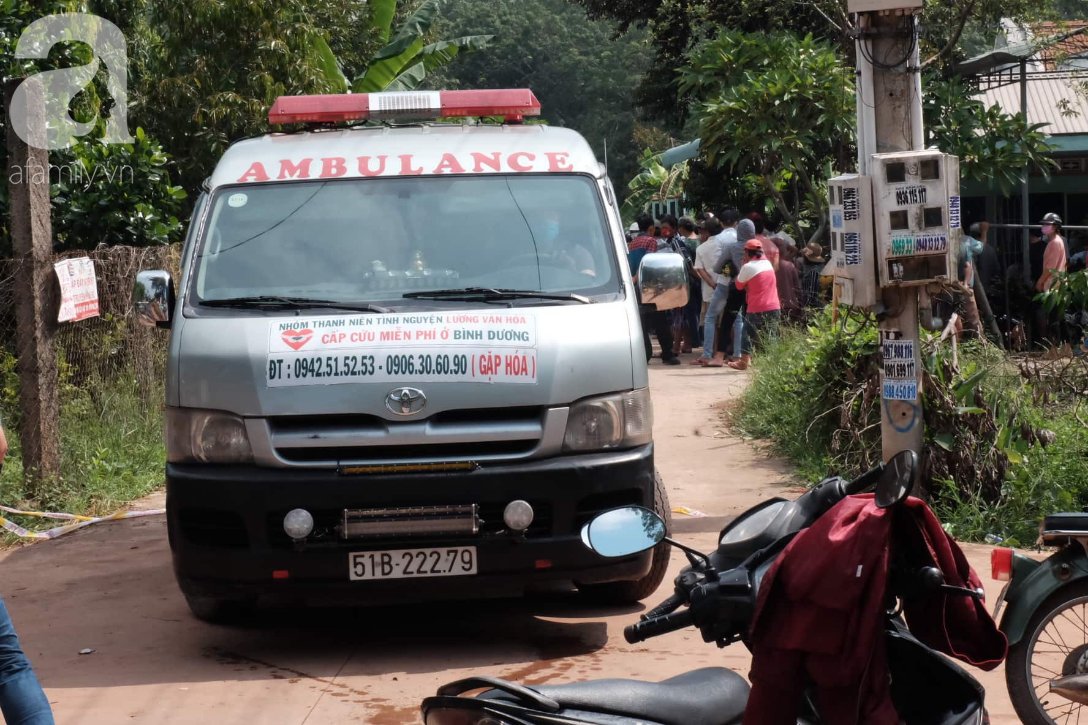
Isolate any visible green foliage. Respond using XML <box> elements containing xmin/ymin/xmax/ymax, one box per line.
<box><xmin>925</xmin><ymin>76</ymin><xmax>1058</xmax><ymax>194</ymax></box>
<box><xmin>341</xmin><ymin>0</ymin><xmax>493</xmax><ymax>94</ymax></box>
<box><xmin>136</xmin><ymin>0</ymin><xmax>384</xmax><ymax>193</ymax></box>
<box><xmin>732</xmin><ymin>310</ymin><xmax>1081</xmax><ymax>544</ymax></box>
<box><xmin>567</xmin><ymin>0</ymin><xmax>830</xmax><ymax>124</ymax></box>
<box><xmin>0</xmin><ymin>347</ymin><xmax>165</xmax><ymax>526</ymax></box>
<box><xmin>733</xmin><ymin>310</ymin><xmax>881</xmax><ymax>481</ymax></box>
<box><xmin>430</xmin><ymin>0</ymin><xmax>651</xmax><ymax>190</ymax></box>
<box><xmin>0</xmin><ymin>1</ymin><xmax>187</xmax><ymax>252</ymax></box>
<box><xmin>49</xmin><ymin>128</ymin><xmax>187</xmax><ymax>250</ymax></box>
<box><xmin>623</xmin><ymin>150</ymin><xmax>690</xmax><ymax>221</ymax></box>
<box><xmin>680</xmin><ymin>31</ymin><xmax>854</xmax><ymax>242</ymax></box>
<box><xmin>1037</xmin><ymin>269</ymin><xmax>1088</xmax><ymax>318</ymax></box>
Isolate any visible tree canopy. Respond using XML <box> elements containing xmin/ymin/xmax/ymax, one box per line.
<box><xmin>132</xmin><ymin>0</ymin><xmax>382</xmax><ymax>192</ymax></box>
<box><xmin>429</xmin><ymin>0</ymin><xmax>652</xmax><ymax>190</ymax></box>
<box><xmin>680</xmin><ymin>31</ymin><xmax>855</xmax><ymax>242</ymax></box>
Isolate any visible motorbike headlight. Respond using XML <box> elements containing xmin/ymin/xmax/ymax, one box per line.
<box><xmin>166</xmin><ymin>408</ymin><xmax>254</xmax><ymax>464</ymax></box>
<box><xmin>563</xmin><ymin>388</ymin><xmax>653</xmax><ymax>452</ymax></box>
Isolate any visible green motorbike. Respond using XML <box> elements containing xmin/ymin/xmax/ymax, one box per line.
<box><xmin>994</xmin><ymin>514</ymin><xmax>1088</xmax><ymax>724</ymax></box>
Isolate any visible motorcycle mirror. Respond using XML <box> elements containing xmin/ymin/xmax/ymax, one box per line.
<box><xmin>584</xmin><ymin>506</ymin><xmax>666</xmax><ymax>558</ymax></box>
<box><xmin>875</xmin><ymin>450</ymin><xmax>919</xmax><ymax>509</ymax></box>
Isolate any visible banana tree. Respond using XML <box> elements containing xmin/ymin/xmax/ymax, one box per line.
<box><xmin>622</xmin><ymin>148</ymin><xmax>689</xmax><ymax>220</ymax></box>
<box><xmin>311</xmin><ymin>0</ymin><xmax>493</xmax><ymax>94</ymax></box>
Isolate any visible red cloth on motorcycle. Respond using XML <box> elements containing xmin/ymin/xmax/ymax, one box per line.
<box><xmin>742</xmin><ymin>494</ymin><xmax>1007</xmax><ymax>725</ymax></box>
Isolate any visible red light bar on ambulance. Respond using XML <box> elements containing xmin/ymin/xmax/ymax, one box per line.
<box><xmin>269</xmin><ymin>89</ymin><xmax>542</xmax><ymax>125</ymax></box>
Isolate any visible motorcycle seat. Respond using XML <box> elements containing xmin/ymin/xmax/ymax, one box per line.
<box><xmin>1043</xmin><ymin>513</ymin><xmax>1088</xmax><ymax>534</ymax></box>
<box><xmin>523</xmin><ymin>667</ymin><xmax>749</xmax><ymax>725</ymax></box>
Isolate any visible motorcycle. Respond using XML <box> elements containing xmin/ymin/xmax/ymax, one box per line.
<box><xmin>421</xmin><ymin>451</ymin><xmax>990</xmax><ymax>725</ymax></box>
<box><xmin>992</xmin><ymin>515</ymin><xmax>1088</xmax><ymax>724</ymax></box>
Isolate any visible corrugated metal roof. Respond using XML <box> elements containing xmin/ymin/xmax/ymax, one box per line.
<box><xmin>978</xmin><ymin>76</ymin><xmax>1088</xmax><ymax>136</ymax></box>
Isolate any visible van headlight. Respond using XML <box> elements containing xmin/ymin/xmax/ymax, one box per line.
<box><xmin>166</xmin><ymin>408</ymin><xmax>254</xmax><ymax>464</ymax></box>
<box><xmin>563</xmin><ymin>389</ymin><xmax>653</xmax><ymax>452</ymax></box>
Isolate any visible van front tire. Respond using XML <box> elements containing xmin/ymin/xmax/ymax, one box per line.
<box><xmin>577</xmin><ymin>471</ymin><xmax>672</xmax><ymax>605</ymax></box>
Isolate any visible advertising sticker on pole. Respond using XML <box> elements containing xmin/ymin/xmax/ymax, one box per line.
<box><xmin>54</xmin><ymin>257</ymin><xmax>100</xmax><ymax>322</ymax></box>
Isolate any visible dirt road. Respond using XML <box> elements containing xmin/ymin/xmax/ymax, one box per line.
<box><xmin>0</xmin><ymin>361</ymin><xmax>1020</xmax><ymax>724</ymax></box>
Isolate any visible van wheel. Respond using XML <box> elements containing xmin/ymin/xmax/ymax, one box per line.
<box><xmin>577</xmin><ymin>471</ymin><xmax>672</xmax><ymax>605</ymax></box>
<box><xmin>184</xmin><ymin>594</ymin><xmax>257</xmax><ymax>624</ymax></box>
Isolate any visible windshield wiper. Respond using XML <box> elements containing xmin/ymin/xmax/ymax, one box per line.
<box><xmin>402</xmin><ymin>287</ymin><xmax>592</xmax><ymax>304</ymax></box>
<box><xmin>201</xmin><ymin>296</ymin><xmax>391</xmax><ymax>313</ymax></box>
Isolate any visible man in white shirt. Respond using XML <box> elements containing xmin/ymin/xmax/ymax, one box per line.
<box><xmin>694</xmin><ymin>210</ymin><xmax>739</xmax><ymax>363</ymax></box>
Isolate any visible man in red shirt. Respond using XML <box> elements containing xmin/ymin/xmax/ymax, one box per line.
<box><xmin>729</xmin><ymin>239</ymin><xmax>781</xmax><ymax>371</ymax></box>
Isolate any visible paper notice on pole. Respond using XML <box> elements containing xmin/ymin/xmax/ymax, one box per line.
<box><xmin>54</xmin><ymin>257</ymin><xmax>100</xmax><ymax>322</ymax></box>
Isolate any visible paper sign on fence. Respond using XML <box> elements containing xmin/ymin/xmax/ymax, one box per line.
<box><xmin>54</xmin><ymin>257</ymin><xmax>99</xmax><ymax>322</ymax></box>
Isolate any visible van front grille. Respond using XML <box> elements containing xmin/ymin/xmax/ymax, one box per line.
<box><xmin>267</xmin><ymin>407</ymin><xmax>545</xmax><ymax>465</ymax></box>
<box><xmin>266</xmin><ymin>501</ymin><xmax>552</xmax><ymax>548</ymax></box>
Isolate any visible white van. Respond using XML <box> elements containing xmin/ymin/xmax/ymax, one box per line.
<box><xmin>134</xmin><ymin>89</ymin><xmax>688</xmax><ymax>621</ymax></box>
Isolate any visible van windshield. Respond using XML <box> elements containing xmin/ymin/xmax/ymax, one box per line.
<box><xmin>192</xmin><ymin>175</ymin><xmax>618</xmax><ymax>305</ymax></box>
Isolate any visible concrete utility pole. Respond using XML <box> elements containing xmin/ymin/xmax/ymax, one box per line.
<box><xmin>855</xmin><ymin>10</ymin><xmax>926</xmax><ymax>460</ymax></box>
<box><xmin>4</xmin><ymin>78</ymin><xmax>61</xmax><ymax>493</ymax></box>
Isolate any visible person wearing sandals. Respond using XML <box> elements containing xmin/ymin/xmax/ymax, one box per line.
<box><xmin>729</xmin><ymin>239</ymin><xmax>781</xmax><ymax>371</ymax></box>
<box><xmin>693</xmin><ymin>213</ymin><xmax>738</xmax><ymax>365</ymax></box>
<box><xmin>698</xmin><ymin>216</ymin><xmax>751</xmax><ymax>367</ymax></box>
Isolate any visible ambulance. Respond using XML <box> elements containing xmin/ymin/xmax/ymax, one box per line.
<box><xmin>133</xmin><ymin>89</ymin><xmax>688</xmax><ymax>621</ymax></box>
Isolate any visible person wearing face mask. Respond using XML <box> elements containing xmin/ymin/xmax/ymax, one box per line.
<box><xmin>1036</xmin><ymin>213</ymin><xmax>1067</xmax><ymax>293</ymax></box>
<box><xmin>538</xmin><ymin>214</ymin><xmax>596</xmax><ymax>277</ymax></box>
<box><xmin>1032</xmin><ymin>213</ymin><xmax>1068</xmax><ymax>348</ymax></box>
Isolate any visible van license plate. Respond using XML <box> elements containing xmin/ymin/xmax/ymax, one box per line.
<box><xmin>349</xmin><ymin>546</ymin><xmax>477</xmax><ymax>581</ymax></box>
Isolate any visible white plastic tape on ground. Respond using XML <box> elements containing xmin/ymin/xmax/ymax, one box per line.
<box><xmin>0</xmin><ymin>506</ymin><xmax>165</xmax><ymax>540</ymax></box>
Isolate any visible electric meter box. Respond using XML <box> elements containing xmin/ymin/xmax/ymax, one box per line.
<box><xmin>847</xmin><ymin>0</ymin><xmax>922</xmax><ymax>13</ymax></box>
<box><xmin>871</xmin><ymin>151</ymin><xmax>961</xmax><ymax>288</ymax></box>
<box><xmin>828</xmin><ymin>174</ymin><xmax>879</xmax><ymax>308</ymax></box>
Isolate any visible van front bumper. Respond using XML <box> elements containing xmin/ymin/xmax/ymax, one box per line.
<box><xmin>166</xmin><ymin>444</ymin><xmax>656</xmax><ymax>604</ymax></box>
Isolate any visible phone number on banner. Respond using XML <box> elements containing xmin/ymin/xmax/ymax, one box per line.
<box><xmin>267</xmin><ymin>348</ymin><xmax>537</xmax><ymax>387</ymax></box>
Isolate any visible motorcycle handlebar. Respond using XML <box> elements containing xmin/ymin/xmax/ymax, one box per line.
<box><xmin>642</xmin><ymin>593</ymin><xmax>684</xmax><ymax>621</ymax></box>
<box><xmin>843</xmin><ymin>461</ymin><xmax>885</xmax><ymax>496</ymax></box>
<box><xmin>624</xmin><ymin>610</ymin><xmax>694</xmax><ymax>644</ymax></box>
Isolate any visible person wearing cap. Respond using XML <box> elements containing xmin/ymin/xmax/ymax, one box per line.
<box><xmin>1035</xmin><ymin>212</ymin><xmax>1069</xmax><ymax>347</ymax></box>
<box><xmin>799</xmin><ymin>242</ymin><xmax>826</xmax><ymax>309</ymax></box>
<box><xmin>1037</xmin><ymin>213</ymin><xmax>1067</xmax><ymax>293</ymax></box>
<box><xmin>728</xmin><ymin>239</ymin><xmax>781</xmax><ymax>371</ymax></box>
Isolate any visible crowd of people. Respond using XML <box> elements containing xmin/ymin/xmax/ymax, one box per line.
<box><xmin>628</xmin><ymin>207</ymin><xmax>1084</xmax><ymax>365</ymax></box>
<box><xmin>627</xmin><ymin>209</ymin><xmax>831</xmax><ymax>369</ymax></box>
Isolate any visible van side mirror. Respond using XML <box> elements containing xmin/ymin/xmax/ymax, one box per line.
<box><xmin>638</xmin><ymin>252</ymin><xmax>689</xmax><ymax>312</ymax></box>
<box><xmin>133</xmin><ymin>270</ymin><xmax>176</xmax><ymax>329</ymax></box>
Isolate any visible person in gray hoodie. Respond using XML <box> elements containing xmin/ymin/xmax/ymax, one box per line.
<box><xmin>700</xmin><ymin>218</ymin><xmax>754</xmax><ymax>366</ymax></box>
